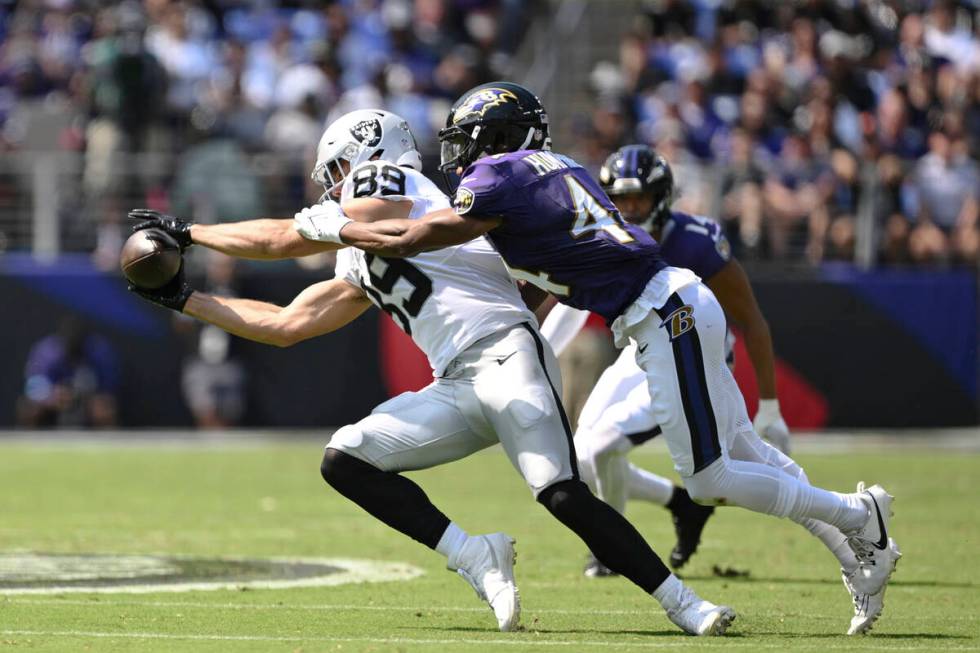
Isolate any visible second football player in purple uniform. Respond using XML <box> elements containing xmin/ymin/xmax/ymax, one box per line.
<box><xmin>310</xmin><ymin>82</ymin><xmax>900</xmax><ymax>635</ymax></box>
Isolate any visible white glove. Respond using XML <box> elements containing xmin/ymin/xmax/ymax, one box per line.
<box><xmin>294</xmin><ymin>200</ymin><xmax>352</xmax><ymax>244</ymax></box>
<box><xmin>754</xmin><ymin>399</ymin><xmax>791</xmax><ymax>455</ymax></box>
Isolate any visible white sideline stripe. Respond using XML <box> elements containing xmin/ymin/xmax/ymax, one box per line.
<box><xmin>1</xmin><ymin>428</ymin><xmax>977</xmax><ymax>452</ymax></box>
<box><xmin>3</xmin><ymin>598</ymin><xmax>977</xmax><ymax>623</ymax></box>
<box><xmin>1</xmin><ymin>630</ymin><xmax>977</xmax><ymax>651</ymax></box>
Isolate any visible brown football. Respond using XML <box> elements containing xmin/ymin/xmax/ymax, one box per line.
<box><xmin>120</xmin><ymin>228</ymin><xmax>182</xmax><ymax>289</ymax></box>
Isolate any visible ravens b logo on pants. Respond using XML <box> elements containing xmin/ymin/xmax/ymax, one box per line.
<box><xmin>659</xmin><ymin>304</ymin><xmax>696</xmax><ymax>341</ymax></box>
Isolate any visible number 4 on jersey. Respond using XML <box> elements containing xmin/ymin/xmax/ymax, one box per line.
<box><xmin>564</xmin><ymin>176</ymin><xmax>634</xmax><ymax>244</ymax></box>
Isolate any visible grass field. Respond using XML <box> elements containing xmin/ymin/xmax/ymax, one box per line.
<box><xmin>0</xmin><ymin>435</ymin><xmax>977</xmax><ymax>652</ymax></box>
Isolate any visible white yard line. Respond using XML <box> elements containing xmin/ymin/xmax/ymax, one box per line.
<box><xmin>2</xmin><ymin>597</ymin><xmax>977</xmax><ymax>623</ymax></box>
<box><xmin>0</xmin><ymin>629</ymin><xmax>976</xmax><ymax>651</ymax></box>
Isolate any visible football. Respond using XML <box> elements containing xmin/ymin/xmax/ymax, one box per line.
<box><xmin>120</xmin><ymin>228</ymin><xmax>182</xmax><ymax>289</ymax></box>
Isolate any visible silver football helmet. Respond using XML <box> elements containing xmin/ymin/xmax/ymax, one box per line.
<box><xmin>311</xmin><ymin>109</ymin><xmax>423</xmax><ymax>196</ymax></box>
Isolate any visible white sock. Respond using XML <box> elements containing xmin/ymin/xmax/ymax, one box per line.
<box><xmin>627</xmin><ymin>464</ymin><xmax>675</xmax><ymax>506</ymax></box>
<box><xmin>800</xmin><ymin>518</ymin><xmax>859</xmax><ymax>573</ymax></box>
<box><xmin>651</xmin><ymin>573</ymin><xmax>685</xmax><ymax>610</ymax></box>
<box><xmin>684</xmin><ymin>457</ymin><xmax>868</xmax><ymax>533</ymax></box>
<box><xmin>825</xmin><ymin>492</ymin><xmax>870</xmax><ymax>533</ymax></box>
<box><xmin>435</xmin><ymin>523</ymin><xmax>469</xmax><ymax>563</ymax></box>
<box><xmin>726</xmin><ymin>430</ymin><xmax>864</xmax><ymax>570</ymax></box>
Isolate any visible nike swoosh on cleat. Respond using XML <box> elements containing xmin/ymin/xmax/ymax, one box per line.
<box><xmin>496</xmin><ymin>352</ymin><xmax>517</xmax><ymax>365</ymax></box>
<box><xmin>867</xmin><ymin>493</ymin><xmax>889</xmax><ymax>550</ymax></box>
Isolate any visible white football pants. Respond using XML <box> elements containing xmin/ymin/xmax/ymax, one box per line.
<box><xmin>327</xmin><ymin>323</ymin><xmax>577</xmax><ymax>496</ymax></box>
<box><xmin>620</xmin><ymin>280</ymin><xmax>867</xmax><ymax>534</ymax></box>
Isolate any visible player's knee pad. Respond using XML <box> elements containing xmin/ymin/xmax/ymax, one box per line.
<box><xmin>536</xmin><ymin>478</ymin><xmax>592</xmax><ymax>519</ymax></box>
<box><xmin>503</xmin><ymin>386</ymin><xmax>554</xmax><ymax>429</ymax></box>
<box><xmin>519</xmin><ymin>451</ymin><xmax>566</xmax><ymax>495</ymax></box>
<box><xmin>320</xmin><ymin>447</ymin><xmax>378</xmax><ymax>490</ymax></box>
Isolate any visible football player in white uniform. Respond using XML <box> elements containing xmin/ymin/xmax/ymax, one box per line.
<box><xmin>127</xmin><ymin>110</ymin><xmax>736</xmax><ymax>636</ymax></box>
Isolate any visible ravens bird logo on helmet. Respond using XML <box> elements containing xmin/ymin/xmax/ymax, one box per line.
<box><xmin>453</xmin><ymin>88</ymin><xmax>518</xmax><ymax>123</ymax></box>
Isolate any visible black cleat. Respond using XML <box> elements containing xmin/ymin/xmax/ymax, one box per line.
<box><xmin>667</xmin><ymin>487</ymin><xmax>715</xmax><ymax>569</ymax></box>
<box><xmin>583</xmin><ymin>552</ymin><xmax>618</xmax><ymax>578</ymax></box>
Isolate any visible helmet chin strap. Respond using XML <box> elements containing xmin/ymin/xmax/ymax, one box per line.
<box><xmin>518</xmin><ymin>126</ymin><xmax>536</xmax><ymax>150</ymax></box>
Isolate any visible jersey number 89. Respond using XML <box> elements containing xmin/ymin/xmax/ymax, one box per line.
<box><xmin>353</xmin><ymin>164</ymin><xmax>407</xmax><ymax>198</ymax></box>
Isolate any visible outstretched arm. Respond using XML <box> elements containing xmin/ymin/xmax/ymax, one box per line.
<box><xmin>337</xmin><ymin>208</ymin><xmax>501</xmax><ymax>258</ymax></box>
<box><xmin>706</xmin><ymin>259</ymin><xmax>790</xmax><ymax>453</ymax></box>
<box><xmin>183</xmin><ymin>278</ymin><xmax>372</xmax><ymax>347</ymax></box>
<box><xmin>705</xmin><ymin>260</ymin><xmax>776</xmax><ymax>399</ymax></box>
<box><xmin>190</xmin><ymin>219</ymin><xmax>342</xmax><ymax>259</ymax></box>
<box><xmin>129</xmin><ymin>200</ymin><xmax>410</xmax><ymax>261</ymax></box>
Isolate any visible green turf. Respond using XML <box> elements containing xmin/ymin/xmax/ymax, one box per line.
<box><xmin>0</xmin><ymin>440</ymin><xmax>976</xmax><ymax>652</ymax></box>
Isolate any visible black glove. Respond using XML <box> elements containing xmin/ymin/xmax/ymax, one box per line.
<box><xmin>128</xmin><ymin>263</ymin><xmax>194</xmax><ymax>313</ymax></box>
<box><xmin>129</xmin><ymin>208</ymin><xmax>194</xmax><ymax>250</ymax></box>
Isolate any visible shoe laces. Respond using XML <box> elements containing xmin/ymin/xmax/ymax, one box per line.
<box><xmin>847</xmin><ymin>537</ymin><xmax>877</xmax><ymax>566</ymax></box>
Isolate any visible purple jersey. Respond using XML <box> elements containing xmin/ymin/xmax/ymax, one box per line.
<box><xmin>659</xmin><ymin>211</ymin><xmax>732</xmax><ymax>281</ymax></box>
<box><xmin>452</xmin><ymin>150</ymin><xmax>666</xmax><ymax>323</ymax></box>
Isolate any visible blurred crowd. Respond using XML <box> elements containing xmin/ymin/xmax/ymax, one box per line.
<box><xmin>0</xmin><ymin>0</ymin><xmax>528</xmax><ymax>262</ymax></box>
<box><xmin>571</xmin><ymin>0</ymin><xmax>979</xmax><ymax>266</ymax></box>
<box><xmin>1</xmin><ymin>0</ymin><xmax>978</xmax><ymax>268</ymax></box>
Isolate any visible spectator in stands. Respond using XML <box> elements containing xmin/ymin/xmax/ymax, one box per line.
<box><xmin>718</xmin><ymin>127</ymin><xmax>765</xmax><ymax>258</ymax></box>
<box><xmin>17</xmin><ymin>317</ymin><xmax>119</xmax><ymax>428</ymax></box>
<box><xmin>814</xmin><ymin>148</ymin><xmax>861</xmax><ymax>262</ymax></box>
<box><xmin>144</xmin><ymin>1</ymin><xmax>215</xmax><ymax>121</ymax></box>
<box><xmin>907</xmin><ymin>130</ymin><xmax>979</xmax><ymax>265</ymax></box>
<box><xmin>82</xmin><ymin>2</ymin><xmax>167</xmax><ymax>270</ymax></box>
<box><xmin>876</xmin><ymin>154</ymin><xmax>914</xmax><ymax>265</ymax></box>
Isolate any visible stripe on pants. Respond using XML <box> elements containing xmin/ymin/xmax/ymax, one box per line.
<box><xmin>654</xmin><ymin>293</ymin><xmax>721</xmax><ymax>472</ymax></box>
<box><xmin>521</xmin><ymin>323</ymin><xmax>579</xmax><ymax>478</ymax></box>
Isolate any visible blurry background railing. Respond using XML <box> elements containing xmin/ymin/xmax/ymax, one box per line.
<box><xmin>0</xmin><ymin>148</ymin><xmax>906</xmax><ymax>273</ymax></box>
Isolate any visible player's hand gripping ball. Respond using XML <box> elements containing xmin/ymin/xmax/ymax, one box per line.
<box><xmin>120</xmin><ymin>228</ymin><xmax>182</xmax><ymax>289</ymax></box>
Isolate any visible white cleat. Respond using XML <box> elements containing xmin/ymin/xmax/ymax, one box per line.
<box><xmin>449</xmin><ymin>533</ymin><xmax>520</xmax><ymax>632</ymax></box>
<box><xmin>843</xmin><ymin>538</ymin><xmax>902</xmax><ymax>635</ymax></box>
<box><xmin>845</xmin><ymin>482</ymin><xmax>898</xmax><ymax>596</ymax></box>
<box><xmin>665</xmin><ymin>586</ymin><xmax>736</xmax><ymax>636</ymax></box>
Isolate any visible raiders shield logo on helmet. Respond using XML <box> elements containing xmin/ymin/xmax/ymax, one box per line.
<box><xmin>350</xmin><ymin>119</ymin><xmax>382</xmax><ymax>147</ymax></box>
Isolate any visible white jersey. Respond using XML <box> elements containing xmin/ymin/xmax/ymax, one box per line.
<box><xmin>334</xmin><ymin>161</ymin><xmax>536</xmax><ymax>376</ymax></box>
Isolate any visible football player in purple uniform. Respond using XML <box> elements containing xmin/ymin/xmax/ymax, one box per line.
<box><xmin>306</xmin><ymin>82</ymin><xmax>900</xmax><ymax>635</ymax></box>
<box><xmin>539</xmin><ymin>147</ymin><xmax>852</xmax><ymax>587</ymax></box>
<box><xmin>538</xmin><ymin>146</ymin><xmax>794</xmax><ymax>575</ymax></box>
